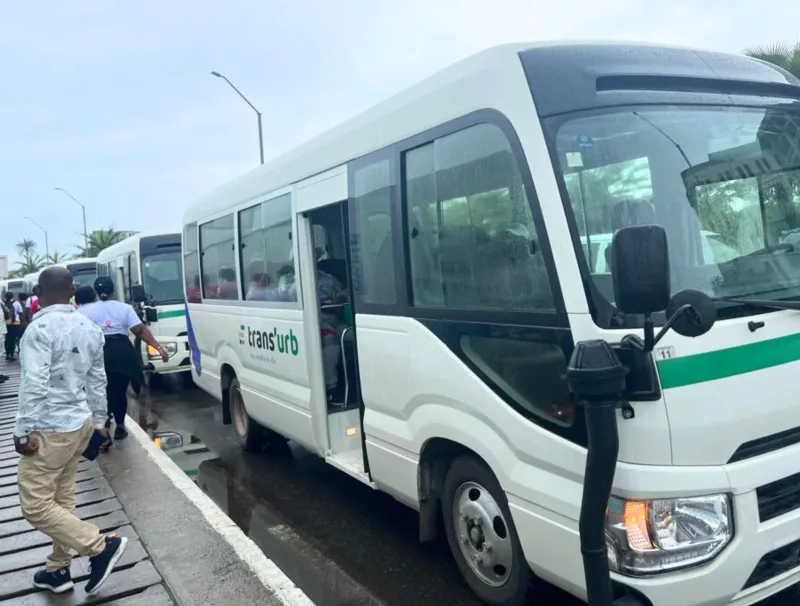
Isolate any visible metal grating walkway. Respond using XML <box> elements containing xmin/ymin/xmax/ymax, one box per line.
<box><xmin>0</xmin><ymin>361</ymin><xmax>173</xmax><ymax>605</ymax></box>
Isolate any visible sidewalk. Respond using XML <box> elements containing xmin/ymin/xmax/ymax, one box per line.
<box><xmin>0</xmin><ymin>360</ymin><xmax>312</xmax><ymax>606</ymax></box>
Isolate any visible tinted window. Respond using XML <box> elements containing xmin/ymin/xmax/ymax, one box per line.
<box><xmin>350</xmin><ymin>158</ymin><xmax>396</xmax><ymax>305</ymax></box>
<box><xmin>238</xmin><ymin>194</ymin><xmax>295</xmax><ymax>302</ymax></box>
<box><xmin>142</xmin><ymin>251</ymin><xmax>184</xmax><ymax>305</ymax></box>
<box><xmin>404</xmin><ymin>123</ymin><xmax>554</xmax><ymax>311</ymax></box>
<box><xmin>461</xmin><ymin>335</ymin><xmax>574</xmax><ymax>427</ymax></box>
<box><xmin>200</xmin><ymin>214</ymin><xmax>238</xmax><ymax>300</ymax></box>
<box><xmin>183</xmin><ymin>223</ymin><xmax>201</xmax><ymax>303</ymax></box>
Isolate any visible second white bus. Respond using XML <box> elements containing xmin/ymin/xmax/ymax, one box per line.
<box><xmin>97</xmin><ymin>231</ymin><xmax>190</xmax><ymax>378</ymax></box>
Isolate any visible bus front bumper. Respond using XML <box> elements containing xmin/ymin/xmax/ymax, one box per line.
<box><xmin>509</xmin><ymin>476</ymin><xmax>800</xmax><ymax>605</ymax></box>
<box><xmin>144</xmin><ymin>336</ymin><xmax>191</xmax><ymax>375</ymax></box>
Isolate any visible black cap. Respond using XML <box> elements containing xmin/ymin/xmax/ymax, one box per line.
<box><xmin>94</xmin><ymin>276</ymin><xmax>115</xmax><ymax>296</ymax></box>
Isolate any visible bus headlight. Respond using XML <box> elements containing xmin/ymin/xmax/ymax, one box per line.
<box><xmin>148</xmin><ymin>342</ymin><xmax>178</xmax><ymax>359</ymax></box>
<box><xmin>605</xmin><ymin>494</ymin><xmax>733</xmax><ymax>576</ymax></box>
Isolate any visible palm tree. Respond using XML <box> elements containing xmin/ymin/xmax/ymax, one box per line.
<box><xmin>745</xmin><ymin>42</ymin><xmax>800</xmax><ymax>78</ymax></box>
<box><xmin>14</xmin><ymin>239</ymin><xmax>45</xmax><ymax>276</ymax></box>
<box><xmin>74</xmin><ymin>228</ymin><xmax>136</xmax><ymax>258</ymax></box>
<box><xmin>16</xmin><ymin>256</ymin><xmax>46</xmax><ymax>275</ymax></box>
<box><xmin>47</xmin><ymin>249</ymin><xmax>70</xmax><ymax>265</ymax></box>
<box><xmin>16</xmin><ymin>238</ymin><xmax>37</xmax><ymax>259</ymax></box>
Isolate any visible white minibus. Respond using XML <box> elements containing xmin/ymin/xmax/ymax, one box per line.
<box><xmin>97</xmin><ymin>231</ymin><xmax>190</xmax><ymax>379</ymax></box>
<box><xmin>182</xmin><ymin>42</ymin><xmax>800</xmax><ymax>605</ymax></box>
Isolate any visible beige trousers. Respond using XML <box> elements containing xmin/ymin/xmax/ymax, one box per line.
<box><xmin>17</xmin><ymin>419</ymin><xmax>106</xmax><ymax>571</ymax></box>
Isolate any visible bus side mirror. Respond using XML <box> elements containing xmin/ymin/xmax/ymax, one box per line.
<box><xmin>611</xmin><ymin>225</ymin><xmax>670</xmax><ymax>352</ymax></box>
<box><xmin>131</xmin><ymin>285</ymin><xmax>146</xmax><ymax>303</ymax></box>
<box><xmin>611</xmin><ymin>225</ymin><xmax>670</xmax><ymax>315</ymax></box>
<box><xmin>145</xmin><ymin>308</ymin><xmax>158</xmax><ymax>323</ymax></box>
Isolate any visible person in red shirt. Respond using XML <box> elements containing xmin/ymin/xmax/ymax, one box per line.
<box><xmin>28</xmin><ymin>286</ymin><xmax>41</xmax><ymax>316</ymax></box>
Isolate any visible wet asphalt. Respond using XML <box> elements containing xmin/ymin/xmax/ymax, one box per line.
<box><xmin>129</xmin><ymin>376</ymin><xmax>798</xmax><ymax>606</ymax></box>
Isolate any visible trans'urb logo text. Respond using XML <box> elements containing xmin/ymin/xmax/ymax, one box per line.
<box><xmin>240</xmin><ymin>324</ymin><xmax>299</xmax><ymax>356</ymax></box>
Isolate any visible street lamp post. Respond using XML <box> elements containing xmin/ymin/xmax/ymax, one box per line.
<box><xmin>24</xmin><ymin>217</ymin><xmax>50</xmax><ymax>262</ymax></box>
<box><xmin>211</xmin><ymin>71</ymin><xmax>264</xmax><ymax>164</ymax></box>
<box><xmin>54</xmin><ymin>188</ymin><xmax>89</xmax><ymax>252</ymax></box>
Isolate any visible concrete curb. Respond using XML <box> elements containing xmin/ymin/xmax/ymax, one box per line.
<box><xmin>124</xmin><ymin>415</ymin><xmax>315</xmax><ymax>606</ymax></box>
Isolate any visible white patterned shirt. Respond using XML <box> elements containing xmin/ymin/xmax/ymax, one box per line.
<box><xmin>14</xmin><ymin>304</ymin><xmax>108</xmax><ymax>437</ymax></box>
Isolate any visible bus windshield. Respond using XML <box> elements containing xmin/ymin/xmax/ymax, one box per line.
<box><xmin>141</xmin><ymin>250</ymin><xmax>184</xmax><ymax>305</ymax></box>
<box><xmin>70</xmin><ymin>266</ymin><xmax>97</xmax><ymax>288</ymax></box>
<box><xmin>548</xmin><ymin>104</ymin><xmax>800</xmax><ymax>325</ymax></box>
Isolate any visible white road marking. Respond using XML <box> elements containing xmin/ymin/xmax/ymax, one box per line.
<box><xmin>125</xmin><ymin>416</ymin><xmax>316</xmax><ymax>606</ymax></box>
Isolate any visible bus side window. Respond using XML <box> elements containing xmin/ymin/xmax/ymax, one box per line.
<box><xmin>404</xmin><ymin>122</ymin><xmax>572</xmax><ymax>428</ymax></box>
<box><xmin>349</xmin><ymin>158</ymin><xmax>396</xmax><ymax>305</ymax></box>
<box><xmin>238</xmin><ymin>193</ymin><xmax>294</xmax><ymax>303</ymax></box>
<box><xmin>199</xmin><ymin>214</ymin><xmax>239</xmax><ymax>301</ymax></box>
<box><xmin>125</xmin><ymin>252</ymin><xmax>139</xmax><ymax>303</ymax></box>
<box><xmin>183</xmin><ymin>222</ymin><xmax>202</xmax><ymax>303</ymax></box>
<box><xmin>403</xmin><ymin>122</ymin><xmax>554</xmax><ymax>312</ymax></box>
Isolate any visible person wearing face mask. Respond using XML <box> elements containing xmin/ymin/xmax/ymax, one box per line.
<box><xmin>77</xmin><ymin>277</ymin><xmax>168</xmax><ymax>441</ymax></box>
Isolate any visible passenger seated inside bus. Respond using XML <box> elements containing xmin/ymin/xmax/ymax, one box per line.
<box><xmin>245</xmin><ymin>260</ymin><xmax>274</xmax><ymax>301</ymax></box>
<box><xmin>217</xmin><ymin>267</ymin><xmax>238</xmax><ymax>299</ymax></box>
<box><xmin>277</xmin><ymin>245</ymin><xmax>349</xmax><ymax>403</ymax></box>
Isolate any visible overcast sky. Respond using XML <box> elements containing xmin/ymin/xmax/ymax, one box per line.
<box><xmin>1</xmin><ymin>0</ymin><xmax>798</xmax><ymax>266</ymax></box>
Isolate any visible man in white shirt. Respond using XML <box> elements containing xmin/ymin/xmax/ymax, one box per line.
<box><xmin>14</xmin><ymin>267</ymin><xmax>128</xmax><ymax>595</ymax></box>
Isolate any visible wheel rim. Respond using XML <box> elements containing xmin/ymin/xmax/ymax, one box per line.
<box><xmin>453</xmin><ymin>480</ymin><xmax>514</xmax><ymax>588</ymax></box>
<box><xmin>231</xmin><ymin>385</ymin><xmax>247</xmax><ymax>438</ymax></box>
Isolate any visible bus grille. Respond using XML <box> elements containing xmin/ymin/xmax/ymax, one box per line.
<box><xmin>743</xmin><ymin>537</ymin><xmax>800</xmax><ymax>589</ymax></box>
<box><xmin>757</xmin><ymin>471</ymin><xmax>800</xmax><ymax>522</ymax></box>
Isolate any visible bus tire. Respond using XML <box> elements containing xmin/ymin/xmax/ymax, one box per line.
<box><xmin>228</xmin><ymin>377</ymin><xmax>266</xmax><ymax>452</ymax></box>
<box><xmin>442</xmin><ymin>455</ymin><xmax>534</xmax><ymax>606</ymax></box>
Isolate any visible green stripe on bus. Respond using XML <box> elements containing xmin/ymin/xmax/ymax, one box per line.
<box><xmin>656</xmin><ymin>331</ymin><xmax>800</xmax><ymax>389</ymax></box>
<box><xmin>157</xmin><ymin>309</ymin><xmax>186</xmax><ymax>319</ymax></box>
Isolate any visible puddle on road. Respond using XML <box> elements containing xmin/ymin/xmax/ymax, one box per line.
<box><xmin>125</xmin><ymin>388</ymin><xmax>385</xmax><ymax>606</ymax></box>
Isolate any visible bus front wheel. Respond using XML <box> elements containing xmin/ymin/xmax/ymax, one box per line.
<box><xmin>228</xmin><ymin>378</ymin><xmax>266</xmax><ymax>452</ymax></box>
<box><xmin>442</xmin><ymin>455</ymin><xmax>534</xmax><ymax>606</ymax></box>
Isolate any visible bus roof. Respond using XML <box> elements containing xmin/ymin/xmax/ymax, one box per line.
<box><xmin>96</xmin><ymin>230</ymin><xmax>181</xmax><ymax>263</ymax></box>
<box><xmin>182</xmin><ymin>40</ymin><xmax>793</xmax><ymax>225</ymax></box>
<box><xmin>57</xmin><ymin>257</ymin><xmax>97</xmax><ymax>268</ymax></box>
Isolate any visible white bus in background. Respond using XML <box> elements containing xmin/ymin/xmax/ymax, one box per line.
<box><xmin>23</xmin><ymin>270</ymin><xmax>42</xmax><ymax>293</ymax></box>
<box><xmin>57</xmin><ymin>257</ymin><xmax>98</xmax><ymax>289</ymax></box>
<box><xmin>97</xmin><ymin>231</ymin><xmax>190</xmax><ymax>380</ymax></box>
<box><xmin>2</xmin><ymin>277</ymin><xmax>28</xmax><ymax>297</ymax></box>
<box><xmin>182</xmin><ymin>42</ymin><xmax>800</xmax><ymax>606</ymax></box>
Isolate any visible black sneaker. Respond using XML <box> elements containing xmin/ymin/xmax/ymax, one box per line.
<box><xmin>33</xmin><ymin>567</ymin><xmax>74</xmax><ymax>593</ymax></box>
<box><xmin>85</xmin><ymin>534</ymin><xmax>128</xmax><ymax>595</ymax></box>
<box><xmin>114</xmin><ymin>426</ymin><xmax>129</xmax><ymax>441</ymax></box>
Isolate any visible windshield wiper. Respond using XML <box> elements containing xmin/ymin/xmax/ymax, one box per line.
<box><xmin>713</xmin><ymin>296</ymin><xmax>800</xmax><ymax>311</ymax></box>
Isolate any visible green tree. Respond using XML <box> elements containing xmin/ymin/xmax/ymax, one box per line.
<box><xmin>74</xmin><ymin>228</ymin><xmax>137</xmax><ymax>258</ymax></box>
<box><xmin>745</xmin><ymin>42</ymin><xmax>800</xmax><ymax>78</ymax></box>
<box><xmin>47</xmin><ymin>249</ymin><xmax>70</xmax><ymax>265</ymax></box>
<box><xmin>16</xmin><ymin>238</ymin><xmax>37</xmax><ymax>259</ymax></box>
<box><xmin>14</xmin><ymin>239</ymin><xmax>45</xmax><ymax>276</ymax></box>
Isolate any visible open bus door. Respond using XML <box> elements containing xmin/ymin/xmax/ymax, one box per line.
<box><xmin>298</xmin><ymin>197</ymin><xmax>371</xmax><ymax>485</ymax></box>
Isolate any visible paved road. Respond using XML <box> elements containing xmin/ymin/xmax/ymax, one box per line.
<box><xmin>132</xmin><ymin>376</ymin><xmax>798</xmax><ymax>606</ymax></box>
